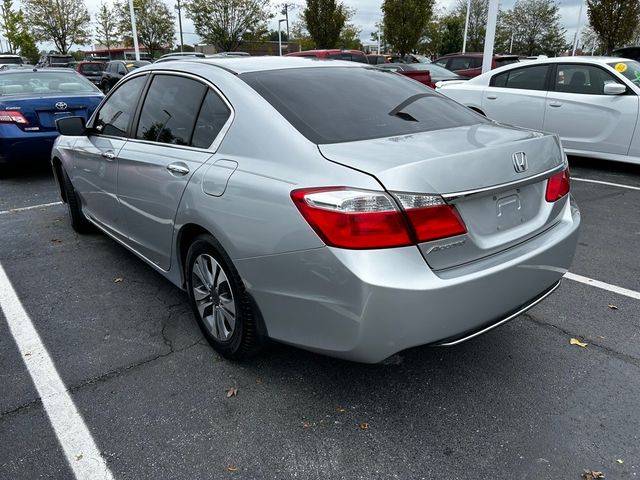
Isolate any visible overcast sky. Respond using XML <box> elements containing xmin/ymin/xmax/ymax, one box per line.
<box><xmin>24</xmin><ymin>0</ymin><xmax>588</xmax><ymax>52</ymax></box>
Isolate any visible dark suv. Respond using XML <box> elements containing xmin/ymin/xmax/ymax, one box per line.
<box><xmin>432</xmin><ymin>53</ymin><xmax>519</xmax><ymax>78</ymax></box>
<box><xmin>100</xmin><ymin>60</ymin><xmax>150</xmax><ymax>93</ymax></box>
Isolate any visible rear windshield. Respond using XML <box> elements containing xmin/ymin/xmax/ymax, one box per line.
<box><xmin>0</xmin><ymin>57</ymin><xmax>22</xmax><ymax>65</ymax></box>
<box><xmin>0</xmin><ymin>71</ymin><xmax>98</xmax><ymax>96</ymax></box>
<box><xmin>241</xmin><ymin>67</ymin><xmax>487</xmax><ymax>144</ymax></box>
<box><xmin>80</xmin><ymin>63</ymin><xmax>105</xmax><ymax>73</ymax></box>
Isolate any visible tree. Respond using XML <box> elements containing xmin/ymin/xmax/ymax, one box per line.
<box><xmin>184</xmin><ymin>0</ymin><xmax>270</xmax><ymax>52</ymax></box>
<box><xmin>291</xmin><ymin>20</ymin><xmax>315</xmax><ymax>50</ymax></box>
<box><xmin>439</xmin><ymin>13</ymin><xmax>464</xmax><ymax>54</ymax></box>
<box><xmin>24</xmin><ymin>0</ymin><xmax>91</xmax><ymax>54</ymax></box>
<box><xmin>339</xmin><ymin>23</ymin><xmax>362</xmax><ymax>49</ymax></box>
<box><xmin>1</xmin><ymin>0</ymin><xmax>20</xmax><ymax>53</ymax></box>
<box><xmin>587</xmin><ymin>0</ymin><xmax>640</xmax><ymax>54</ymax></box>
<box><xmin>117</xmin><ymin>0</ymin><xmax>175</xmax><ymax>57</ymax></box>
<box><xmin>502</xmin><ymin>0</ymin><xmax>565</xmax><ymax>56</ymax></box>
<box><xmin>383</xmin><ymin>0</ymin><xmax>433</xmax><ymax>55</ymax></box>
<box><xmin>95</xmin><ymin>2</ymin><xmax>119</xmax><ymax>57</ymax></box>
<box><xmin>454</xmin><ymin>0</ymin><xmax>487</xmax><ymax>52</ymax></box>
<box><xmin>302</xmin><ymin>0</ymin><xmax>347</xmax><ymax>49</ymax></box>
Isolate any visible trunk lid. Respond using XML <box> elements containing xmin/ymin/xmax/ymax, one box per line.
<box><xmin>0</xmin><ymin>94</ymin><xmax>102</xmax><ymax>132</ymax></box>
<box><xmin>319</xmin><ymin>124</ymin><xmax>567</xmax><ymax>270</ymax></box>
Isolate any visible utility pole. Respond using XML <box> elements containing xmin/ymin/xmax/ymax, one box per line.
<box><xmin>462</xmin><ymin>0</ymin><xmax>471</xmax><ymax>53</ymax></box>
<box><xmin>377</xmin><ymin>22</ymin><xmax>381</xmax><ymax>54</ymax></box>
<box><xmin>176</xmin><ymin>0</ymin><xmax>184</xmax><ymax>52</ymax></box>
<box><xmin>572</xmin><ymin>0</ymin><xmax>584</xmax><ymax>56</ymax></box>
<box><xmin>278</xmin><ymin>18</ymin><xmax>286</xmax><ymax>56</ymax></box>
<box><xmin>509</xmin><ymin>32</ymin><xmax>514</xmax><ymax>53</ymax></box>
<box><xmin>283</xmin><ymin>4</ymin><xmax>290</xmax><ymax>43</ymax></box>
<box><xmin>128</xmin><ymin>0</ymin><xmax>141</xmax><ymax>61</ymax></box>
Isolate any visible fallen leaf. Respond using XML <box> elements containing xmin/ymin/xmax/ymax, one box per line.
<box><xmin>582</xmin><ymin>470</ymin><xmax>605</xmax><ymax>480</ymax></box>
<box><xmin>302</xmin><ymin>421</ymin><xmax>311</xmax><ymax>428</ymax></box>
<box><xmin>359</xmin><ymin>422</ymin><xmax>369</xmax><ymax>430</ymax></box>
<box><xmin>336</xmin><ymin>407</ymin><xmax>346</xmax><ymax>413</ymax></box>
<box><xmin>225</xmin><ymin>387</ymin><xmax>238</xmax><ymax>398</ymax></box>
<box><xmin>616</xmin><ymin>459</ymin><xmax>624</xmax><ymax>464</ymax></box>
<box><xmin>607</xmin><ymin>304</ymin><xmax>618</xmax><ymax>310</ymax></box>
<box><xmin>24</xmin><ymin>352</ymin><xmax>31</xmax><ymax>356</ymax></box>
<box><xmin>226</xmin><ymin>465</ymin><xmax>239</xmax><ymax>472</ymax></box>
<box><xmin>50</xmin><ymin>238</ymin><xmax>62</xmax><ymax>244</ymax></box>
<box><xmin>75</xmin><ymin>454</ymin><xmax>83</xmax><ymax>461</ymax></box>
<box><xmin>570</xmin><ymin>338</ymin><xmax>588</xmax><ymax>348</ymax></box>
<box><xmin>114</xmin><ymin>277</ymin><xmax>123</xmax><ymax>283</ymax></box>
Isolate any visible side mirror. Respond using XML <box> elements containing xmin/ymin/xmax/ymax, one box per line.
<box><xmin>604</xmin><ymin>83</ymin><xmax>627</xmax><ymax>95</ymax></box>
<box><xmin>56</xmin><ymin>116</ymin><xmax>86</xmax><ymax>136</ymax></box>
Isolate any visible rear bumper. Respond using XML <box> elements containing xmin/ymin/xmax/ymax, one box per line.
<box><xmin>0</xmin><ymin>128</ymin><xmax>58</xmax><ymax>164</ymax></box>
<box><xmin>236</xmin><ymin>198</ymin><xmax>580</xmax><ymax>363</ymax></box>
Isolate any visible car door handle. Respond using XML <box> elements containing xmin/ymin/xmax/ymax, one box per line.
<box><xmin>549</xmin><ymin>102</ymin><xmax>562</xmax><ymax>108</ymax></box>
<box><xmin>101</xmin><ymin>150</ymin><xmax>116</xmax><ymax>160</ymax></box>
<box><xmin>166</xmin><ymin>163</ymin><xmax>190</xmax><ymax>175</ymax></box>
<box><xmin>486</xmin><ymin>95</ymin><xmax>497</xmax><ymax>100</ymax></box>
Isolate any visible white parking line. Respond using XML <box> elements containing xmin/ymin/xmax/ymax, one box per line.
<box><xmin>0</xmin><ymin>262</ymin><xmax>114</xmax><ymax>480</ymax></box>
<box><xmin>565</xmin><ymin>272</ymin><xmax>640</xmax><ymax>300</ymax></box>
<box><xmin>572</xmin><ymin>177</ymin><xmax>640</xmax><ymax>191</ymax></box>
<box><xmin>0</xmin><ymin>201</ymin><xmax>63</xmax><ymax>215</ymax></box>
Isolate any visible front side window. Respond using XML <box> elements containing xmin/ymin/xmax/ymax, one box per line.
<box><xmin>117</xmin><ymin>64</ymin><xmax>126</xmax><ymax>75</ymax></box>
<box><xmin>555</xmin><ymin>64</ymin><xmax>621</xmax><ymax>94</ymax></box>
<box><xmin>135</xmin><ymin>75</ymin><xmax>207</xmax><ymax>145</ymax></box>
<box><xmin>94</xmin><ymin>75</ymin><xmax>147</xmax><ymax>136</ymax></box>
<box><xmin>492</xmin><ymin>65</ymin><xmax>549</xmax><ymax>91</ymax></box>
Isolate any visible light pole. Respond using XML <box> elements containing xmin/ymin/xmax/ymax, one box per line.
<box><xmin>572</xmin><ymin>1</ymin><xmax>584</xmax><ymax>56</ymax></box>
<box><xmin>175</xmin><ymin>0</ymin><xmax>184</xmax><ymax>52</ymax></box>
<box><xmin>462</xmin><ymin>0</ymin><xmax>471</xmax><ymax>53</ymax></box>
<box><xmin>128</xmin><ymin>0</ymin><xmax>141</xmax><ymax>61</ymax></box>
<box><xmin>481</xmin><ymin>0</ymin><xmax>499</xmax><ymax>73</ymax></box>
<box><xmin>278</xmin><ymin>19</ymin><xmax>286</xmax><ymax>56</ymax></box>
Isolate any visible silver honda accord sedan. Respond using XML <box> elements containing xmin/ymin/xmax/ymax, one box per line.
<box><xmin>51</xmin><ymin>57</ymin><xmax>580</xmax><ymax>363</ymax></box>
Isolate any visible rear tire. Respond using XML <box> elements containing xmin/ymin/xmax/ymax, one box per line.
<box><xmin>186</xmin><ymin>234</ymin><xmax>262</xmax><ymax>360</ymax></box>
<box><xmin>60</xmin><ymin>167</ymin><xmax>92</xmax><ymax>233</ymax></box>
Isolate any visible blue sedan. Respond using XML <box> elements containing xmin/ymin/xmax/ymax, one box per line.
<box><xmin>0</xmin><ymin>68</ymin><xmax>103</xmax><ymax>170</ymax></box>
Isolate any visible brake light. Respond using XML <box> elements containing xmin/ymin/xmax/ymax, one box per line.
<box><xmin>0</xmin><ymin>110</ymin><xmax>28</xmax><ymax>125</ymax></box>
<box><xmin>291</xmin><ymin>188</ymin><xmax>467</xmax><ymax>249</ymax></box>
<box><xmin>545</xmin><ymin>168</ymin><xmax>570</xmax><ymax>202</ymax></box>
<box><xmin>394</xmin><ymin>193</ymin><xmax>467</xmax><ymax>242</ymax></box>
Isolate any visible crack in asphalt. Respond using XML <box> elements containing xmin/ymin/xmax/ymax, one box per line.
<box><xmin>0</xmin><ymin>303</ymin><xmax>203</xmax><ymax>421</ymax></box>
<box><xmin>523</xmin><ymin>312</ymin><xmax>640</xmax><ymax>368</ymax></box>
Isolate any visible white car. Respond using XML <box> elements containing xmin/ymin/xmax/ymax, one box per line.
<box><xmin>437</xmin><ymin>56</ymin><xmax>640</xmax><ymax>164</ymax></box>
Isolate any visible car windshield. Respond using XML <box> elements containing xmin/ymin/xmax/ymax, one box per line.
<box><xmin>241</xmin><ymin>67</ymin><xmax>488</xmax><ymax>144</ymax></box>
<box><xmin>0</xmin><ymin>71</ymin><xmax>99</xmax><ymax>95</ymax></box>
<box><xmin>608</xmin><ymin>60</ymin><xmax>640</xmax><ymax>84</ymax></box>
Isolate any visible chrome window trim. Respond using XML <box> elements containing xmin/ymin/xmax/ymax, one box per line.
<box><xmin>127</xmin><ymin>69</ymin><xmax>235</xmax><ymax>154</ymax></box>
<box><xmin>442</xmin><ymin>163</ymin><xmax>565</xmax><ymax>202</ymax></box>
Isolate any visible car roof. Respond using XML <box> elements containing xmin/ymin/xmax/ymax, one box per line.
<box><xmin>156</xmin><ymin>56</ymin><xmax>366</xmax><ymax>74</ymax></box>
<box><xmin>439</xmin><ymin>52</ymin><xmax>518</xmax><ymax>58</ymax></box>
<box><xmin>0</xmin><ymin>68</ymin><xmax>75</xmax><ymax>74</ymax></box>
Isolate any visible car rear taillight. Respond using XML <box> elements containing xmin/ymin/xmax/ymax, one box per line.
<box><xmin>0</xmin><ymin>110</ymin><xmax>28</xmax><ymax>125</ymax></box>
<box><xmin>291</xmin><ymin>188</ymin><xmax>467</xmax><ymax>249</ymax></box>
<box><xmin>545</xmin><ymin>168</ymin><xmax>570</xmax><ymax>202</ymax></box>
<box><xmin>393</xmin><ymin>193</ymin><xmax>467</xmax><ymax>242</ymax></box>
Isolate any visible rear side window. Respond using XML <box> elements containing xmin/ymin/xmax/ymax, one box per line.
<box><xmin>95</xmin><ymin>75</ymin><xmax>147</xmax><ymax>136</ymax></box>
<box><xmin>449</xmin><ymin>57</ymin><xmax>472</xmax><ymax>70</ymax></box>
<box><xmin>136</xmin><ymin>75</ymin><xmax>207</xmax><ymax>145</ymax></box>
<box><xmin>191</xmin><ymin>90</ymin><xmax>231</xmax><ymax>148</ymax></box>
<box><xmin>242</xmin><ymin>67</ymin><xmax>489</xmax><ymax>144</ymax></box>
<box><xmin>492</xmin><ymin>65</ymin><xmax>549</xmax><ymax>91</ymax></box>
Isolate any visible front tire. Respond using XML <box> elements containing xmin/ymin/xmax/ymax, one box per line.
<box><xmin>60</xmin><ymin>167</ymin><xmax>92</xmax><ymax>233</ymax></box>
<box><xmin>186</xmin><ymin>235</ymin><xmax>261</xmax><ymax>360</ymax></box>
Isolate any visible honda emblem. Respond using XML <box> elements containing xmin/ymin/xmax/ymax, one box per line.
<box><xmin>512</xmin><ymin>152</ymin><xmax>528</xmax><ymax>173</ymax></box>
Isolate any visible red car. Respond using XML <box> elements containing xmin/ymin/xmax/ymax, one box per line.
<box><xmin>376</xmin><ymin>63</ymin><xmax>434</xmax><ymax>88</ymax></box>
<box><xmin>70</xmin><ymin>61</ymin><xmax>106</xmax><ymax>86</ymax></box>
<box><xmin>286</xmin><ymin>49</ymin><xmax>369</xmax><ymax>64</ymax></box>
<box><xmin>432</xmin><ymin>53</ymin><xmax>519</xmax><ymax>78</ymax></box>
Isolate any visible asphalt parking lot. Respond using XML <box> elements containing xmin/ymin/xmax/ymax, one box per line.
<box><xmin>1</xmin><ymin>157</ymin><xmax>639</xmax><ymax>479</ymax></box>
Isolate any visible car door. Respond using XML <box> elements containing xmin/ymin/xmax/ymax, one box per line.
<box><xmin>481</xmin><ymin>63</ymin><xmax>551</xmax><ymax>130</ymax></box>
<box><xmin>70</xmin><ymin>74</ymin><xmax>148</xmax><ymax>239</ymax></box>
<box><xmin>116</xmin><ymin>74</ymin><xmax>232</xmax><ymax>270</ymax></box>
<box><xmin>543</xmin><ymin>63</ymin><xmax>638</xmax><ymax>155</ymax></box>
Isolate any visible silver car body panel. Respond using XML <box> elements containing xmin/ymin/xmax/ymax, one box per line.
<box><xmin>52</xmin><ymin>58</ymin><xmax>581</xmax><ymax>362</ymax></box>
